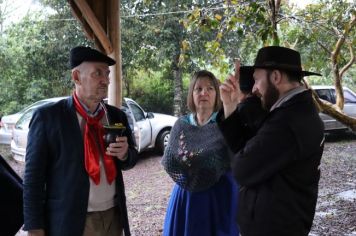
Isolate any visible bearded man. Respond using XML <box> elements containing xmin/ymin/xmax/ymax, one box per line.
<box><xmin>218</xmin><ymin>46</ymin><xmax>325</xmax><ymax>236</ymax></box>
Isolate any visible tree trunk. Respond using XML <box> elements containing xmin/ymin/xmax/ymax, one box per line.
<box><xmin>313</xmin><ymin>14</ymin><xmax>355</xmax><ymax>130</ymax></box>
<box><xmin>269</xmin><ymin>0</ymin><xmax>281</xmax><ymax>45</ymax></box>
<box><xmin>172</xmin><ymin>57</ymin><xmax>183</xmax><ymax>116</ymax></box>
<box><xmin>331</xmin><ymin>14</ymin><xmax>355</xmax><ymax>110</ymax></box>
<box><xmin>332</xmin><ymin>63</ymin><xmax>344</xmax><ymax>109</ymax></box>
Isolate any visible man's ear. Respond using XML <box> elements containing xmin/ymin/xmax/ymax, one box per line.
<box><xmin>271</xmin><ymin>70</ymin><xmax>282</xmax><ymax>85</ymax></box>
<box><xmin>72</xmin><ymin>70</ymin><xmax>81</xmax><ymax>85</ymax></box>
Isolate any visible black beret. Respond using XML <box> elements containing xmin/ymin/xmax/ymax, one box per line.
<box><xmin>239</xmin><ymin>67</ymin><xmax>255</xmax><ymax>93</ymax></box>
<box><xmin>70</xmin><ymin>46</ymin><xmax>116</xmax><ymax>69</ymax></box>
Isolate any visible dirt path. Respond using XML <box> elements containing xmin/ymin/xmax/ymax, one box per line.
<box><xmin>123</xmin><ymin>151</ymin><xmax>173</xmax><ymax>236</ymax></box>
<box><xmin>309</xmin><ymin>134</ymin><xmax>356</xmax><ymax>235</ymax></box>
<box><xmin>125</xmin><ymin>135</ymin><xmax>356</xmax><ymax>236</ymax></box>
<box><xmin>1</xmin><ymin>132</ymin><xmax>355</xmax><ymax>236</ymax></box>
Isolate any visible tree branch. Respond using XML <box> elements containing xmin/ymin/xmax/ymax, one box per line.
<box><xmin>331</xmin><ymin>14</ymin><xmax>355</xmax><ymax>109</ymax></box>
<box><xmin>316</xmin><ymin>41</ymin><xmax>332</xmax><ymax>55</ymax></box>
<box><xmin>339</xmin><ymin>42</ymin><xmax>355</xmax><ymax>79</ymax></box>
<box><xmin>331</xmin><ymin>14</ymin><xmax>356</xmax><ymax>65</ymax></box>
<box><xmin>310</xmin><ymin>90</ymin><xmax>356</xmax><ymax>131</ymax></box>
<box><xmin>314</xmin><ymin>94</ymin><xmax>356</xmax><ymax>132</ymax></box>
<box><xmin>305</xmin><ymin>80</ymin><xmax>356</xmax><ymax>132</ymax></box>
<box><xmin>331</xmin><ymin>26</ymin><xmax>341</xmax><ymax>36</ymax></box>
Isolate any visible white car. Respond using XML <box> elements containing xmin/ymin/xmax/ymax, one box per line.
<box><xmin>312</xmin><ymin>85</ymin><xmax>356</xmax><ymax>132</ymax></box>
<box><xmin>11</xmin><ymin>97</ymin><xmax>177</xmax><ymax>162</ymax></box>
<box><xmin>122</xmin><ymin>98</ymin><xmax>177</xmax><ymax>154</ymax></box>
<box><xmin>0</xmin><ymin>97</ymin><xmax>67</xmax><ymax>145</ymax></box>
<box><xmin>0</xmin><ymin>115</ymin><xmax>18</xmax><ymax>144</ymax></box>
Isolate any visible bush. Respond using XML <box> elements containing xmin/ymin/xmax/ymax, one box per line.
<box><xmin>130</xmin><ymin>70</ymin><xmax>174</xmax><ymax>115</ymax></box>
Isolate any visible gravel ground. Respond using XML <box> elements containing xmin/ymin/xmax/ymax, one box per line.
<box><xmin>1</xmin><ymin>132</ymin><xmax>355</xmax><ymax>236</ymax></box>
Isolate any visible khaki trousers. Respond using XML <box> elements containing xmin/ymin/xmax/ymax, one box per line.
<box><xmin>83</xmin><ymin>206</ymin><xmax>123</xmax><ymax>236</ymax></box>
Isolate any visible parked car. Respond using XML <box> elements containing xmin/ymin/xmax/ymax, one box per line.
<box><xmin>11</xmin><ymin>97</ymin><xmax>177</xmax><ymax>162</ymax></box>
<box><xmin>121</xmin><ymin>98</ymin><xmax>177</xmax><ymax>154</ymax></box>
<box><xmin>0</xmin><ymin>97</ymin><xmax>67</xmax><ymax>145</ymax></box>
<box><xmin>312</xmin><ymin>85</ymin><xmax>356</xmax><ymax>132</ymax></box>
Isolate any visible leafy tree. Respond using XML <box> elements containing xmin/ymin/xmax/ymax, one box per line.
<box><xmin>2</xmin><ymin>0</ymin><xmax>354</xmax><ymax>131</ymax></box>
<box><xmin>120</xmin><ymin>0</ymin><xmax>222</xmax><ymax>116</ymax></box>
<box><xmin>120</xmin><ymin>0</ymin><xmax>187</xmax><ymax>116</ymax></box>
<box><xmin>181</xmin><ymin>0</ymin><xmax>356</xmax><ymax>130</ymax></box>
<box><xmin>0</xmin><ymin>1</ymin><xmax>89</xmax><ymax>114</ymax></box>
<box><xmin>130</xmin><ymin>69</ymin><xmax>174</xmax><ymax>114</ymax></box>
<box><xmin>283</xmin><ymin>0</ymin><xmax>356</xmax><ymax>130</ymax></box>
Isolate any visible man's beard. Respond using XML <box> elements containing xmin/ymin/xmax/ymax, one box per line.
<box><xmin>262</xmin><ymin>76</ymin><xmax>279</xmax><ymax>110</ymax></box>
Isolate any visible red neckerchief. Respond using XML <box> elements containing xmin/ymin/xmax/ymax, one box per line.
<box><xmin>73</xmin><ymin>92</ymin><xmax>117</xmax><ymax>185</ymax></box>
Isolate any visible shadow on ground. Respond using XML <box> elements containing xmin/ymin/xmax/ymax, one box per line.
<box><xmin>324</xmin><ymin>130</ymin><xmax>356</xmax><ymax>142</ymax></box>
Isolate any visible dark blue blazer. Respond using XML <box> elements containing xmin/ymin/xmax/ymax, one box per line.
<box><xmin>23</xmin><ymin>96</ymin><xmax>138</xmax><ymax>236</ymax></box>
<box><xmin>0</xmin><ymin>154</ymin><xmax>23</xmax><ymax>236</ymax></box>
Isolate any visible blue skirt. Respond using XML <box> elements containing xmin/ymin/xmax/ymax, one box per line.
<box><xmin>163</xmin><ymin>172</ymin><xmax>239</xmax><ymax>236</ymax></box>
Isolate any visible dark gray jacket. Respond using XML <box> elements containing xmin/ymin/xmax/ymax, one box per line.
<box><xmin>23</xmin><ymin>97</ymin><xmax>138</xmax><ymax>236</ymax></box>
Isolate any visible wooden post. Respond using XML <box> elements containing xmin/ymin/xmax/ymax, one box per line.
<box><xmin>108</xmin><ymin>0</ymin><xmax>122</xmax><ymax>107</ymax></box>
<box><xmin>73</xmin><ymin>0</ymin><xmax>113</xmax><ymax>54</ymax></box>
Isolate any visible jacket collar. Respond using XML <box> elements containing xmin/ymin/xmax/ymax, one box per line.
<box><xmin>270</xmin><ymin>87</ymin><xmax>307</xmax><ymax>112</ymax></box>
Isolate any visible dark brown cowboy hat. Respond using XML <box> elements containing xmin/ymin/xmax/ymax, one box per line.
<box><xmin>240</xmin><ymin>46</ymin><xmax>321</xmax><ymax>77</ymax></box>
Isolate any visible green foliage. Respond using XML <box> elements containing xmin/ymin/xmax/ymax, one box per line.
<box><xmin>181</xmin><ymin>0</ymin><xmax>355</xmax><ymax>89</ymax></box>
<box><xmin>1</xmin><ymin>0</ymin><xmax>355</xmax><ymax>118</ymax></box>
<box><xmin>130</xmin><ymin>69</ymin><xmax>174</xmax><ymax>114</ymax></box>
<box><xmin>0</xmin><ymin>3</ymin><xmax>90</xmax><ymax>115</ymax></box>
<box><xmin>282</xmin><ymin>0</ymin><xmax>355</xmax><ymax>88</ymax></box>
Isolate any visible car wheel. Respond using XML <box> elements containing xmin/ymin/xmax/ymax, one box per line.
<box><xmin>156</xmin><ymin>130</ymin><xmax>170</xmax><ymax>155</ymax></box>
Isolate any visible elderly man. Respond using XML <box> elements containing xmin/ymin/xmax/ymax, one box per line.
<box><xmin>219</xmin><ymin>46</ymin><xmax>325</xmax><ymax>236</ymax></box>
<box><xmin>23</xmin><ymin>46</ymin><xmax>138</xmax><ymax>236</ymax></box>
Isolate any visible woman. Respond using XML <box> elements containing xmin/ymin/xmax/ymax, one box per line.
<box><xmin>162</xmin><ymin>70</ymin><xmax>239</xmax><ymax>236</ymax></box>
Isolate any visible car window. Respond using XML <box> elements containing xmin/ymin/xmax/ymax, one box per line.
<box><xmin>128</xmin><ymin>102</ymin><xmax>145</xmax><ymax>122</ymax></box>
<box><xmin>315</xmin><ymin>89</ymin><xmax>335</xmax><ymax>104</ymax></box>
<box><xmin>344</xmin><ymin>90</ymin><xmax>356</xmax><ymax>103</ymax></box>
<box><xmin>15</xmin><ymin>108</ymin><xmax>35</xmax><ymax>130</ymax></box>
<box><xmin>120</xmin><ymin>103</ymin><xmax>134</xmax><ymax>130</ymax></box>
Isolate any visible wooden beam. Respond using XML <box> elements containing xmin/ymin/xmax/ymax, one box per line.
<box><xmin>89</xmin><ymin>0</ymin><xmax>107</xmax><ymax>31</ymax></box>
<box><xmin>73</xmin><ymin>0</ymin><xmax>113</xmax><ymax>54</ymax></box>
<box><xmin>89</xmin><ymin>0</ymin><xmax>107</xmax><ymax>52</ymax></box>
<box><xmin>68</xmin><ymin>0</ymin><xmax>95</xmax><ymax>40</ymax></box>
<box><xmin>107</xmin><ymin>0</ymin><xmax>122</xmax><ymax>107</ymax></box>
